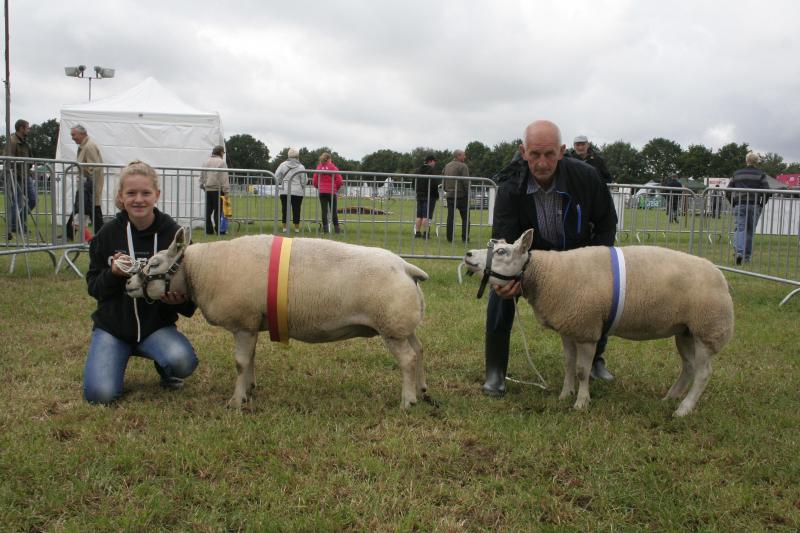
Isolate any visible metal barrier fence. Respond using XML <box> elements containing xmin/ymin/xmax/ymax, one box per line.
<box><xmin>609</xmin><ymin>184</ymin><xmax>800</xmax><ymax>305</ymax></box>
<box><xmin>2</xmin><ymin>157</ymin><xmax>798</xmax><ymax>305</ymax></box>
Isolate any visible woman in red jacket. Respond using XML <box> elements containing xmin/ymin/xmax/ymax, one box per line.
<box><xmin>312</xmin><ymin>152</ymin><xmax>343</xmax><ymax>234</ymax></box>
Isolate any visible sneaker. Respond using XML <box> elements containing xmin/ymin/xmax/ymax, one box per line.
<box><xmin>294</xmin><ymin>228</ymin><xmax>300</xmax><ymax>234</ymax></box>
<box><xmin>334</xmin><ymin>226</ymin><xmax>341</xmax><ymax>234</ymax></box>
<box><xmin>735</xmin><ymin>254</ymin><xmax>743</xmax><ymax>266</ymax></box>
<box><xmin>161</xmin><ymin>377</ymin><xmax>185</xmax><ymax>390</ymax></box>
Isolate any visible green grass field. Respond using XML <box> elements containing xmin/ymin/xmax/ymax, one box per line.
<box><xmin>1</xmin><ymin>243</ymin><xmax>799</xmax><ymax>531</ymax></box>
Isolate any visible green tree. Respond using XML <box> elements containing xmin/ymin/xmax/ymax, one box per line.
<box><xmin>784</xmin><ymin>162</ymin><xmax>800</xmax><ymax>173</ymax></box>
<box><xmin>679</xmin><ymin>144</ymin><xmax>713</xmax><ymax>179</ymax></box>
<box><xmin>225</xmin><ymin>134</ymin><xmax>270</xmax><ymax>169</ymax></box>
<box><xmin>361</xmin><ymin>149</ymin><xmax>407</xmax><ymax>174</ymax></box>
<box><xmin>710</xmin><ymin>142</ymin><xmax>748</xmax><ymax>177</ymax></box>
<box><xmin>641</xmin><ymin>137</ymin><xmax>682</xmax><ymax>182</ymax></box>
<box><xmin>601</xmin><ymin>141</ymin><xmax>646</xmax><ymax>183</ymax></box>
<box><xmin>28</xmin><ymin>118</ymin><xmax>60</xmax><ymax>159</ymax></box>
<box><xmin>464</xmin><ymin>140</ymin><xmax>492</xmax><ymax>178</ymax></box>
<box><xmin>759</xmin><ymin>152</ymin><xmax>787</xmax><ymax>177</ymax></box>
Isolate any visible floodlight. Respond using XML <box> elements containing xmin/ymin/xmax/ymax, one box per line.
<box><xmin>64</xmin><ymin>65</ymin><xmax>86</xmax><ymax>77</ymax></box>
<box><xmin>94</xmin><ymin>66</ymin><xmax>115</xmax><ymax>79</ymax></box>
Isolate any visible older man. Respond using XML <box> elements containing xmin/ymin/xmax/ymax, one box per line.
<box><xmin>67</xmin><ymin>125</ymin><xmax>104</xmax><ymax>239</ymax></box>
<box><xmin>442</xmin><ymin>149</ymin><xmax>471</xmax><ymax>242</ymax></box>
<box><xmin>482</xmin><ymin>120</ymin><xmax>618</xmax><ymax>396</ymax></box>
<box><xmin>568</xmin><ymin>134</ymin><xmax>613</xmax><ymax>184</ymax></box>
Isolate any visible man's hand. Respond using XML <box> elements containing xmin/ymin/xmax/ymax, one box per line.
<box><xmin>161</xmin><ymin>292</ymin><xmax>188</xmax><ymax>305</ymax></box>
<box><xmin>493</xmin><ymin>279</ymin><xmax>521</xmax><ymax>299</ymax></box>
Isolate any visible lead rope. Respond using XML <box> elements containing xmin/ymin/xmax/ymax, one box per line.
<box><xmin>121</xmin><ymin>223</ymin><xmax>158</xmax><ymax>342</ymax></box>
<box><xmin>457</xmin><ymin>256</ymin><xmax>548</xmax><ymax>390</ymax></box>
<box><xmin>506</xmin><ymin>297</ymin><xmax>548</xmax><ymax>390</ymax></box>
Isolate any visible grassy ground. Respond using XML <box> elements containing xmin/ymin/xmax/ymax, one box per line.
<box><xmin>1</xmin><ymin>243</ymin><xmax>799</xmax><ymax>531</ymax></box>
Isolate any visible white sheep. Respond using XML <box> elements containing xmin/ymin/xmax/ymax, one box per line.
<box><xmin>125</xmin><ymin>228</ymin><xmax>429</xmax><ymax>409</ymax></box>
<box><xmin>463</xmin><ymin>229</ymin><xmax>734</xmax><ymax>417</ymax></box>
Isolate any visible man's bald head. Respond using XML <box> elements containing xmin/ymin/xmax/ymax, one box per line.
<box><xmin>519</xmin><ymin>120</ymin><xmax>566</xmax><ymax>186</ymax></box>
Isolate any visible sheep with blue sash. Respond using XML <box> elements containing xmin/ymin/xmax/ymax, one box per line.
<box><xmin>463</xmin><ymin>228</ymin><xmax>734</xmax><ymax>417</ymax></box>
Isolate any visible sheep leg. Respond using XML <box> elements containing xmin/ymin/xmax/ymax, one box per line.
<box><xmin>664</xmin><ymin>332</ymin><xmax>695</xmax><ymax>400</ymax></box>
<box><xmin>228</xmin><ymin>330</ymin><xmax>259</xmax><ymax>408</ymax></box>
<box><xmin>573</xmin><ymin>342</ymin><xmax>596</xmax><ymax>411</ymax></box>
<box><xmin>674</xmin><ymin>340</ymin><xmax>713</xmax><ymax>417</ymax></box>
<box><xmin>559</xmin><ymin>334</ymin><xmax>577</xmax><ymax>400</ymax></box>
<box><xmin>407</xmin><ymin>333</ymin><xmax>427</xmax><ymax>397</ymax></box>
<box><xmin>384</xmin><ymin>337</ymin><xmax>418</xmax><ymax>409</ymax></box>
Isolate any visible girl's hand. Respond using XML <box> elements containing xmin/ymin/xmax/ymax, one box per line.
<box><xmin>161</xmin><ymin>291</ymin><xmax>187</xmax><ymax>305</ymax></box>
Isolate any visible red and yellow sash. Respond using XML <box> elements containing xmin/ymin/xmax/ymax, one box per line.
<box><xmin>266</xmin><ymin>236</ymin><xmax>292</xmax><ymax>343</ymax></box>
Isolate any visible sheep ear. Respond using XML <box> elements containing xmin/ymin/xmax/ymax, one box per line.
<box><xmin>518</xmin><ymin>228</ymin><xmax>534</xmax><ymax>252</ymax></box>
<box><xmin>170</xmin><ymin>227</ymin><xmax>187</xmax><ymax>253</ymax></box>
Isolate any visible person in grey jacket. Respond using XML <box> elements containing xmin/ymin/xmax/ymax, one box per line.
<box><xmin>200</xmin><ymin>145</ymin><xmax>230</xmax><ymax>235</ymax></box>
<box><xmin>275</xmin><ymin>148</ymin><xmax>308</xmax><ymax>233</ymax></box>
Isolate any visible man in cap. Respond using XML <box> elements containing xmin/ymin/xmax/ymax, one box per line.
<box><xmin>414</xmin><ymin>154</ymin><xmax>439</xmax><ymax>238</ymax></box>
<box><xmin>568</xmin><ymin>134</ymin><xmax>613</xmax><ymax>184</ymax></box>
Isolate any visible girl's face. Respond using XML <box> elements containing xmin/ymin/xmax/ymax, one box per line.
<box><xmin>119</xmin><ymin>174</ymin><xmax>160</xmax><ymax>226</ymax></box>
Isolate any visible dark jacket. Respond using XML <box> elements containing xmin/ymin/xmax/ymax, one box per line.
<box><xmin>728</xmin><ymin>166</ymin><xmax>769</xmax><ymax>206</ymax></box>
<box><xmin>492</xmin><ymin>156</ymin><xmax>617</xmax><ymax>251</ymax></box>
<box><xmin>567</xmin><ymin>148</ymin><xmax>613</xmax><ymax>184</ymax></box>
<box><xmin>415</xmin><ymin>164</ymin><xmax>440</xmax><ymax>199</ymax></box>
<box><xmin>86</xmin><ymin>209</ymin><xmax>196</xmax><ymax>343</ymax></box>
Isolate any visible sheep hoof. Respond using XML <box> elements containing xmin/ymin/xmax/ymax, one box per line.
<box><xmin>573</xmin><ymin>398</ymin><xmax>590</xmax><ymax>411</ymax></box>
<box><xmin>673</xmin><ymin>405</ymin><xmax>693</xmax><ymax>417</ymax></box>
<box><xmin>227</xmin><ymin>395</ymin><xmax>247</xmax><ymax>409</ymax></box>
<box><xmin>559</xmin><ymin>388</ymin><xmax>574</xmax><ymax>400</ymax></box>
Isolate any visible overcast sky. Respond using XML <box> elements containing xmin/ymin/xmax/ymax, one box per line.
<box><xmin>7</xmin><ymin>0</ymin><xmax>800</xmax><ymax>164</ymax></box>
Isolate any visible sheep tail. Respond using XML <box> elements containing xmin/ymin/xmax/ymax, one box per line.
<box><xmin>405</xmin><ymin>262</ymin><xmax>429</xmax><ymax>283</ymax></box>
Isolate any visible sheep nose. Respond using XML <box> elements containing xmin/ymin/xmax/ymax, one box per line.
<box><xmin>466</xmin><ymin>251</ymin><xmax>473</xmax><ymax>258</ymax></box>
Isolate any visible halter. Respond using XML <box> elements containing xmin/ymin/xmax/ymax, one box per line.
<box><xmin>476</xmin><ymin>239</ymin><xmax>530</xmax><ymax>299</ymax></box>
<box><xmin>135</xmin><ymin>250</ymin><xmax>185</xmax><ymax>304</ymax></box>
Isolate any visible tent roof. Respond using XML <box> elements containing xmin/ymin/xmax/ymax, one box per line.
<box><xmin>61</xmin><ymin>77</ymin><xmax>215</xmax><ymax>118</ymax></box>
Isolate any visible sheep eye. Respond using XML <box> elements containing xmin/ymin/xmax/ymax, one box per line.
<box><xmin>495</xmin><ymin>249</ymin><xmax>507</xmax><ymax>256</ymax></box>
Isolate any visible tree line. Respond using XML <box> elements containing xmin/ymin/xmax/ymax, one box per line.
<box><xmin>3</xmin><ymin>119</ymin><xmax>799</xmax><ymax>185</ymax></box>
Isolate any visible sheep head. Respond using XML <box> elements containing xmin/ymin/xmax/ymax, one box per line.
<box><xmin>125</xmin><ymin>227</ymin><xmax>188</xmax><ymax>301</ymax></box>
<box><xmin>463</xmin><ymin>229</ymin><xmax>534</xmax><ymax>295</ymax></box>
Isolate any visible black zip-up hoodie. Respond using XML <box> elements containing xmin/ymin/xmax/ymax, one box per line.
<box><xmin>491</xmin><ymin>155</ymin><xmax>617</xmax><ymax>251</ymax></box>
<box><xmin>86</xmin><ymin>209</ymin><xmax>196</xmax><ymax>343</ymax></box>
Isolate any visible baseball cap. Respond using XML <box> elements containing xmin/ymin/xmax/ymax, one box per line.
<box><xmin>573</xmin><ymin>135</ymin><xmax>588</xmax><ymax>144</ymax></box>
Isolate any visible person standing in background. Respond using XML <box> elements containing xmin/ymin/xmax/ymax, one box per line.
<box><xmin>66</xmin><ymin>125</ymin><xmax>104</xmax><ymax>240</ymax></box>
<box><xmin>442</xmin><ymin>149</ymin><xmax>471</xmax><ymax>243</ymax></box>
<box><xmin>414</xmin><ymin>154</ymin><xmax>439</xmax><ymax>239</ymax></box>
<box><xmin>6</xmin><ymin>119</ymin><xmax>36</xmax><ymax>239</ymax></box>
<box><xmin>728</xmin><ymin>151</ymin><xmax>770</xmax><ymax>265</ymax></box>
<box><xmin>275</xmin><ymin>148</ymin><xmax>307</xmax><ymax>233</ymax></box>
<box><xmin>313</xmin><ymin>152</ymin><xmax>343</xmax><ymax>234</ymax></box>
<box><xmin>200</xmin><ymin>145</ymin><xmax>230</xmax><ymax>235</ymax></box>
<box><xmin>567</xmin><ymin>134</ymin><xmax>613</xmax><ymax>184</ymax></box>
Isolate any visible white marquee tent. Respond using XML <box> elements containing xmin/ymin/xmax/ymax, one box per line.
<box><xmin>55</xmin><ymin>77</ymin><xmax>225</xmax><ymax>226</ymax></box>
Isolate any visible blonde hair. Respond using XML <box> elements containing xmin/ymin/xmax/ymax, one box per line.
<box><xmin>115</xmin><ymin>160</ymin><xmax>160</xmax><ymax>210</ymax></box>
<box><xmin>319</xmin><ymin>152</ymin><xmax>331</xmax><ymax>164</ymax></box>
<box><xmin>745</xmin><ymin>151</ymin><xmax>760</xmax><ymax>166</ymax></box>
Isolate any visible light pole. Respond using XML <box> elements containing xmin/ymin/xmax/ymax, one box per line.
<box><xmin>64</xmin><ymin>65</ymin><xmax>115</xmax><ymax>101</ymax></box>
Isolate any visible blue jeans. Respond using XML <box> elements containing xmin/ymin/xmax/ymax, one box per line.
<box><xmin>83</xmin><ymin>326</ymin><xmax>198</xmax><ymax>404</ymax></box>
<box><xmin>6</xmin><ymin>176</ymin><xmax>36</xmax><ymax>233</ymax></box>
<box><xmin>733</xmin><ymin>204</ymin><xmax>761</xmax><ymax>260</ymax></box>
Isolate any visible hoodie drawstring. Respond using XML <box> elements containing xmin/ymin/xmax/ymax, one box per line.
<box><xmin>126</xmin><ymin>222</ymin><xmax>158</xmax><ymax>342</ymax></box>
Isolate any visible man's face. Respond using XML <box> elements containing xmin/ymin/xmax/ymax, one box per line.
<box><xmin>18</xmin><ymin>124</ymin><xmax>30</xmax><ymax>138</ymax></box>
<box><xmin>519</xmin><ymin>130</ymin><xmax>565</xmax><ymax>184</ymax></box>
<box><xmin>573</xmin><ymin>141</ymin><xmax>589</xmax><ymax>157</ymax></box>
<box><xmin>70</xmin><ymin>129</ymin><xmax>85</xmax><ymax>145</ymax></box>
<box><xmin>456</xmin><ymin>152</ymin><xmax>466</xmax><ymax>162</ymax></box>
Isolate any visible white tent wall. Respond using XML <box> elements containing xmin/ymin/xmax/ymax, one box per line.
<box><xmin>55</xmin><ymin>77</ymin><xmax>225</xmax><ymax>228</ymax></box>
